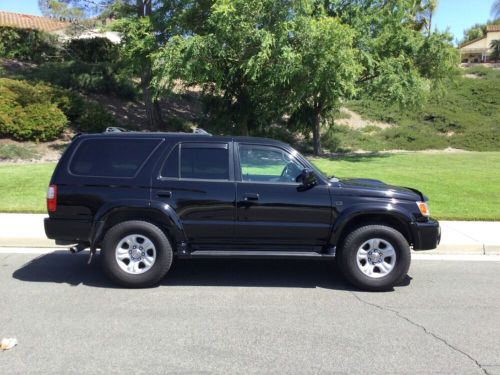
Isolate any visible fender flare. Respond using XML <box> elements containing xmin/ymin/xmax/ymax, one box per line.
<box><xmin>330</xmin><ymin>204</ymin><xmax>415</xmax><ymax>246</ymax></box>
<box><xmin>89</xmin><ymin>199</ymin><xmax>186</xmax><ymax>248</ymax></box>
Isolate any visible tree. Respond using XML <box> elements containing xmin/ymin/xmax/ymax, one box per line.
<box><xmin>491</xmin><ymin>40</ymin><xmax>500</xmax><ymax>62</ymax></box>
<box><xmin>492</xmin><ymin>0</ymin><xmax>500</xmax><ymax>19</ymax></box>
<box><xmin>38</xmin><ymin>0</ymin><xmax>191</xmax><ymax>130</ymax></box>
<box><xmin>411</xmin><ymin>0</ymin><xmax>438</xmax><ymax>36</ymax></box>
<box><xmin>154</xmin><ymin>0</ymin><xmax>458</xmax><ymax>155</ymax></box>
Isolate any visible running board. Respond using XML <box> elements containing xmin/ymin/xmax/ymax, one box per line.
<box><xmin>184</xmin><ymin>250</ymin><xmax>335</xmax><ymax>259</ymax></box>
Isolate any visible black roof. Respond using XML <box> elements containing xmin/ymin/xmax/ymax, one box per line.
<box><xmin>77</xmin><ymin>131</ymin><xmax>287</xmax><ymax>147</ymax></box>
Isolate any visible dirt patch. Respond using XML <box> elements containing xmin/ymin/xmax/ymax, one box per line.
<box><xmin>336</xmin><ymin>108</ymin><xmax>392</xmax><ymax>130</ymax></box>
<box><xmin>0</xmin><ymin>138</ymin><xmax>69</xmax><ymax>164</ymax></box>
<box><xmin>463</xmin><ymin>73</ymin><xmax>483</xmax><ymax>79</ymax></box>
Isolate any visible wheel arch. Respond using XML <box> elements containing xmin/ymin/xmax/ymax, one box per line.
<box><xmin>91</xmin><ymin>201</ymin><xmax>186</xmax><ymax>250</ymax></box>
<box><xmin>331</xmin><ymin>209</ymin><xmax>414</xmax><ymax>250</ymax></box>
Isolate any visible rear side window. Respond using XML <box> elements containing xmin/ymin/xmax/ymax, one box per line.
<box><xmin>160</xmin><ymin>144</ymin><xmax>179</xmax><ymax>178</ymax></box>
<box><xmin>70</xmin><ymin>138</ymin><xmax>161</xmax><ymax>178</ymax></box>
<box><xmin>180</xmin><ymin>144</ymin><xmax>229</xmax><ymax>180</ymax></box>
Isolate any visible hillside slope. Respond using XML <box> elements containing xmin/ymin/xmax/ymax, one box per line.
<box><xmin>342</xmin><ymin>67</ymin><xmax>500</xmax><ymax>151</ymax></box>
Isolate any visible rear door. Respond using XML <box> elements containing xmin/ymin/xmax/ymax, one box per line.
<box><xmin>151</xmin><ymin>141</ymin><xmax>236</xmax><ymax>247</ymax></box>
<box><xmin>234</xmin><ymin>143</ymin><xmax>332</xmax><ymax>250</ymax></box>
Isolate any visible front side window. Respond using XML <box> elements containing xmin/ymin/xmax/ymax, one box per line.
<box><xmin>238</xmin><ymin>144</ymin><xmax>304</xmax><ymax>183</ymax></box>
<box><xmin>180</xmin><ymin>144</ymin><xmax>229</xmax><ymax>180</ymax></box>
<box><xmin>70</xmin><ymin>138</ymin><xmax>161</xmax><ymax>178</ymax></box>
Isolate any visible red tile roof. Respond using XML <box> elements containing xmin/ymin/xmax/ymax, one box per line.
<box><xmin>0</xmin><ymin>11</ymin><xmax>69</xmax><ymax>32</ymax></box>
<box><xmin>486</xmin><ymin>25</ymin><xmax>500</xmax><ymax>32</ymax></box>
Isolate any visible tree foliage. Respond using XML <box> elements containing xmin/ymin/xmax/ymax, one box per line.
<box><xmin>491</xmin><ymin>39</ymin><xmax>500</xmax><ymax>62</ymax></box>
<box><xmin>461</xmin><ymin>20</ymin><xmax>500</xmax><ymax>45</ymax></box>
<box><xmin>154</xmin><ymin>0</ymin><xmax>458</xmax><ymax>154</ymax></box>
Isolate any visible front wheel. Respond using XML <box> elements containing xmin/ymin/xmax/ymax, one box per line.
<box><xmin>101</xmin><ymin>220</ymin><xmax>173</xmax><ymax>288</ymax></box>
<box><xmin>338</xmin><ymin>225</ymin><xmax>411</xmax><ymax>291</ymax></box>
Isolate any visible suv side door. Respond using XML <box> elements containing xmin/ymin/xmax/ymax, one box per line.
<box><xmin>151</xmin><ymin>141</ymin><xmax>236</xmax><ymax>248</ymax></box>
<box><xmin>234</xmin><ymin>143</ymin><xmax>332</xmax><ymax>251</ymax></box>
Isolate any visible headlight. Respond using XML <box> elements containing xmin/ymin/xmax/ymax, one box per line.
<box><xmin>416</xmin><ymin>201</ymin><xmax>430</xmax><ymax>217</ymax></box>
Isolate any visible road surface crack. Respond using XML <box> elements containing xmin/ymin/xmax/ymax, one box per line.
<box><xmin>351</xmin><ymin>292</ymin><xmax>490</xmax><ymax>375</ymax></box>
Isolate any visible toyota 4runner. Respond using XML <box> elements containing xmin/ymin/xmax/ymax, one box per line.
<box><xmin>44</xmin><ymin>131</ymin><xmax>440</xmax><ymax>291</ymax></box>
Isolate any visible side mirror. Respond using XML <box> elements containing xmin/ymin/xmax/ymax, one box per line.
<box><xmin>297</xmin><ymin>168</ymin><xmax>317</xmax><ymax>188</ymax></box>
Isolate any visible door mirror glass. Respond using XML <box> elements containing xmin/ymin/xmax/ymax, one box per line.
<box><xmin>297</xmin><ymin>168</ymin><xmax>317</xmax><ymax>188</ymax></box>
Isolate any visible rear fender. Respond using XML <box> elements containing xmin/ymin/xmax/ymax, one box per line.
<box><xmin>90</xmin><ymin>199</ymin><xmax>186</xmax><ymax>249</ymax></box>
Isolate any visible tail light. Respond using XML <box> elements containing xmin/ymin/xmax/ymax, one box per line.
<box><xmin>47</xmin><ymin>185</ymin><xmax>57</xmax><ymax>212</ymax></box>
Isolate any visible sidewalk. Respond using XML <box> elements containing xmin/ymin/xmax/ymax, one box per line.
<box><xmin>0</xmin><ymin>213</ymin><xmax>499</xmax><ymax>254</ymax></box>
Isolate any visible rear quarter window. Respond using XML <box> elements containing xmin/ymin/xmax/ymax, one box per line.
<box><xmin>70</xmin><ymin>138</ymin><xmax>162</xmax><ymax>178</ymax></box>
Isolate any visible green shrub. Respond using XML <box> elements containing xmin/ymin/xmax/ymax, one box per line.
<box><xmin>0</xmin><ymin>78</ymin><xmax>68</xmax><ymax>141</ymax></box>
<box><xmin>12</xmin><ymin>103</ymin><xmax>66</xmax><ymax>141</ymax></box>
<box><xmin>25</xmin><ymin>60</ymin><xmax>137</xmax><ymax>99</ymax></box>
<box><xmin>321</xmin><ymin>128</ymin><xmax>343</xmax><ymax>152</ymax></box>
<box><xmin>0</xmin><ymin>26</ymin><xmax>59</xmax><ymax>63</ymax></box>
<box><xmin>74</xmin><ymin>101</ymin><xmax>116</xmax><ymax>133</ymax></box>
<box><xmin>64</xmin><ymin>37</ymin><xmax>119</xmax><ymax>63</ymax></box>
<box><xmin>166</xmin><ymin>116</ymin><xmax>194</xmax><ymax>132</ymax></box>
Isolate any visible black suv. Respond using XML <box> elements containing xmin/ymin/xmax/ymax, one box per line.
<box><xmin>45</xmin><ymin>131</ymin><xmax>440</xmax><ymax>291</ymax></box>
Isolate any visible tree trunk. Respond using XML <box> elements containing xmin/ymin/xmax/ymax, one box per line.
<box><xmin>141</xmin><ymin>69</ymin><xmax>163</xmax><ymax>130</ymax></box>
<box><xmin>136</xmin><ymin>1</ymin><xmax>162</xmax><ymax>130</ymax></box>
<box><xmin>312</xmin><ymin>111</ymin><xmax>321</xmax><ymax>156</ymax></box>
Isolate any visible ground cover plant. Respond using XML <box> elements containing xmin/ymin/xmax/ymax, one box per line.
<box><xmin>343</xmin><ymin>67</ymin><xmax>500</xmax><ymax>152</ymax></box>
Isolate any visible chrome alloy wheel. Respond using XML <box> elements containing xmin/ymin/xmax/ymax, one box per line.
<box><xmin>356</xmin><ymin>238</ymin><xmax>396</xmax><ymax>278</ymax></box>
<box><xmin>115</xmin><ymin>234</ymin><xmax>156</xmax><ymax>275</ymax></box>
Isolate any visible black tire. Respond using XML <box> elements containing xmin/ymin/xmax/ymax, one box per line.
<box><xmin>338</xmin><ymin>225</ymin><xmax>411</xmax><ymax>291</ymax></box>
<box><xmin>101</xmin><ymin>220</ymin><xmax>173</xmax><ymax>288</ymax></box>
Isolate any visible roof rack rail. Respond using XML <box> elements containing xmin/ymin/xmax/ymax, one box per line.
<box><xmin>193</xmin><ymin>128</ymin><xmax>212</xmax><ymax>135</ymax></box>
<box><xmin>105</xmin><ymin>127</ymin><xmax>128</xmax><ymax>133</ymax></box>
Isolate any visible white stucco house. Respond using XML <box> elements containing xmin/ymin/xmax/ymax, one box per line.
<box><xmin>0</xmin><ymin>11</ymin><xmax>121</xmax><ymax>44</ymax></box>
<box><xmin>459</xmin><ymin>25</ymin><xmax>500</xmax><ymax>63</ymax></box>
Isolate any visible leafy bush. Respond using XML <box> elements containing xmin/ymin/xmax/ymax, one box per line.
<box><xmin>64</xmin><ymin>37</ymin><xmax>119</xmax><ymax>63</ymax></box>
<box><xmin>0</xmin><ymin>78</ymin><xmax>67</xmax><ymax>141</ymax></box>
<box><xmin>74</xmin><ymin>101</ymin><xmax>116</xmax><ymax>133</ymax></box>
<box><xmin>25</xmin><ymin>61</ymin><xmax>137</xmax><ymax>99</ymax></box>
<box><xmin>0</xmin><ymin>26</ymin><xmax>59</xmax><ymax>63</ymax></box>
<box><xmin>321</xmin><ymin>128</ymin><xmax>343</xmax><ymax>152</ymax></box>
<box><xmin>0</xmin><ymin>78</ymin><xmax>117</xmax><ymax>140</ymax></box>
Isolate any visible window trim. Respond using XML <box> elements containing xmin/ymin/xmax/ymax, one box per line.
<box><xmin>158</xmin><ymin>142</ymin><xmax>181</xmax><ymax>179</ymax></box>
<box><xmin>235</xmin><ymin>143</ymin><xmax>306</xmax><ymax>185</ymax></box>
<box><xmin>158</xmin><ymin>141</ymin><xmax>233</xmax><ymax>182</ymax></box>
<box><xmin>68</xmin><ymin>137</ymin><xmax>164</xmax><ymax>179</ymax></box>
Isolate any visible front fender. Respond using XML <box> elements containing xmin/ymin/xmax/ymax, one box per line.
<box><xmin>330</xmin><ymin>203</ymin><xmax>415</xmax><ymax>246</ymax></box>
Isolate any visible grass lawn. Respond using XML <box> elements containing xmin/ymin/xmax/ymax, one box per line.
<box><xmin>0</xmin><ymin>163</ymin><xmax>54</xmax><ymax>213</ymax></box>
<box><xmin>312</xmin><ymin>152</ymin><xmax>500</xmax><ymax>220</ymax></box>
<box><xmin>0</xmin><ymin>152</ymin><xmax>498</xmax><ymax>220</ymax></box>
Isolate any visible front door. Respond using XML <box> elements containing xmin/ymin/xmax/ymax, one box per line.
<box><xmin>234</xmin><ymin>143</ymin><xmax>332</xmax><ymax>251</ymax></box>
<box><xmin>151</xmin><ymin>141</ymin><xmax>235</xmax><ymax>247</ymax></box>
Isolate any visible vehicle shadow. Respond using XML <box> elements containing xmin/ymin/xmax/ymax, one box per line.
<box><xmin>12</xmin><ymin>251</ymin><xmax>411</xmax><ymax>291</ymax></box>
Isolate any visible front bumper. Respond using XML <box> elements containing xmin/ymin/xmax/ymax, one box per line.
<box><xmin>410</xmin><ymin>219</ymin><xmax>441</xmax><ymax>250</ymax></box>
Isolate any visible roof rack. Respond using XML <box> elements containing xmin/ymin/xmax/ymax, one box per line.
<box><xmin>193</xmin><ymin>128</ymin><xmax>212</xmax><ymax>135</ymax></box>
<box><xmin>104</xmin><ymin>127</ymin><xmax>128</xmax><ymax>133</ymax></box>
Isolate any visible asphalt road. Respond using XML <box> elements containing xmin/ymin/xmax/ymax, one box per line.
<box><xmin>1</xmin><ymin>251</ymin><xmax>499</xmax><ymax>374</ymax></box>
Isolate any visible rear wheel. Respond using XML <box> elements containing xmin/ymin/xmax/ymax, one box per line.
<box><xmin>101</xmin><ymin>220</ymin><xmax>173</xmax><ymax>288</ymax></box>
<box><xmin>338</xmin><ymin>225</ymin><xmax>411</xmax><ymax>291</ymax></box>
